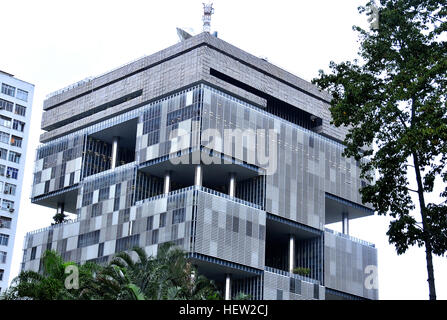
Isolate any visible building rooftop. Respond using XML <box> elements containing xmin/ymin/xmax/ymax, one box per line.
<box><xmin>43</xmin><ymin>32</ymin><xmax>331</xmax><ymax>111</ymax></box>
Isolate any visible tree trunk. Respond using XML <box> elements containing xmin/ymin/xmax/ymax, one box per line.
<box><xmin>413</xmin><ymin>153</ymin><xmax>437</xmax><ymax>300</ymax></box>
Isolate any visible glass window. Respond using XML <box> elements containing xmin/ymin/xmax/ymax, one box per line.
<box><xmin>82</xmin><ymin>192</ymin><xmax>93</xmax><ymax>206</ymax></box>
<box><xmin>0</xmin><ymin>148</ymin><xmax>7</xmax><ymax>160</ymax></box>
<box><xmin>0</xmin><ymin>234</ymin><xmax>9</xmax><ymax>246</ymax></box>
<box><xmin>0</xmin><ymin>131</ymin><xmax>9</xmax><ymax>144</ymax></box>
<box><xmin>91</xmin><ymin>203</ymin><xmax>102</xmax><ymax>217</ymax></box>
<box><xmin>0</xmin><ymin>216</ymin><xmax>12</xmax><ymax>229</ymax></box>
<box><xmin>98</xmin><ymin>187</ymin><xmax>110</xmax><ymax>201</ymax></box>
<box><xmin>172</xmin><ymin>208</ymin><xmax>185</xmax><ymax>224</ymax></box>
<box><xmin>115</xmin><ymin>235</ymin><xmax>139</xmax><ymax>253</ymax></box>
<box><xmin>12</xmin><ymin>120</ymin><xmax>25</xmax><ymax>132</ymax></box>
<box><xmin>0</xmin><ymin>99</ymin><xmax>13</xmax><ymax>112</ymax></box>
<box><xmin>147</xmin><ymin>216</ymin><xmax>154</xmax><ymax>231</ymax></box>
<box><xmin>0</xmin><ymin>251</ymin><xmax>7</xmax><ymax>263</ymax></box>
<box><xmin>8</xmin><ymin>151</ymin><xmax>21</xmax><ymax>164</ymax></box>
<box><xmin>0</xmin><ymin>116</ymin><xmax>11</xmax><ymax>129</ymax></box>
<box><xmin>0</xmin><ymin>269</ymin><xmax>3</xmax><ymax>281</ymax></box>
<box><xmin>14</xmin><ymin>104</ymin><xmax>26</xmax><ymax>116</ymax></box>
<box><xmin>30</xmin><ymin>247</ymin><xmax>36</xmax><ymax>260</ymax></box>
<box><xmin>151</xmin><ymin>230</ymin><xmax>159</xmax><ymax>245</ymax></box>
<box><xmin>159</xmin><ymin>212</ymin><xmax>166</xmax><ymax>228</ymax></box>
<box><xmin>1</xmin><ymin>200</ymin><xmax>14</xmax><ymax>211</ymax></box>
<box><xmin>4</xmin><ymin>183</ymin><xmax>16</xmax><ymax>196</ymax></box>
<box><xmin>1</xmin><ymin>83</ymin><xmax>15</xmax><ymax>97</ymax></box>
<box><xmin>16</xmin><ymin>89</ymin><xmax>28</xmax><ymax>102</ymax></box>
<box><xmin>77</xmin><ymin>230</ymin><xmax>100</xmax><ymax>248</ymax></box>
<box><xmin>6</xmin><ymin>167</ymin><xmax>18</xmax><ymax>179</ymax></box>
<box><xmin>0</xmin><ymin>165</ymin><xmax>5</xmax><ymax>176</ymax></box>
<box><xmin>10</xmin><ymin>135</ymin><xmax>22</xmax><ymax>148</ymax></box>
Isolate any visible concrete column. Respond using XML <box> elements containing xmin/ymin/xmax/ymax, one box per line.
<box><xmin>163</xmin><ymin>171</ymin><xmax>171</xmax><ymax>195</ymax></box>
<box><xmin>228</xmin><ymin>173</ymin><xmax>236</xmax><ymax>197</ymax></box>
<box><xmin>111</xmin><ymin>136</ymin><xmax>120</xmax><ymax>169</ymax></box>
<box><xmin>289</xmin><ymin>234</ymin><xmax>295</xmax><ymax>274</ymax></box>
<box><xmin>342</xmin><ymin>212</ymin><xmax>349</xmax><ymax>235</ymax></box>
<box><xmin>225</xmin><ymin>273</ymin><xmax>232</xmax><ymax>300</ymax></box>
<box><xmin>57</xmin><ymin>202</ymin><xmax>64</xmax><ymax>215</ymax></box>
<box><xmin>194</xmin><ymin>165</ymin><xmax>202</xmax><ymax>187</ymax></box>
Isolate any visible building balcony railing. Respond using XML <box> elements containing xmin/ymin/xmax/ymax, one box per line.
<box><xmin>264</xmin><ymin>266</ymin><xmax>321</xmax><ymax>285</ymax></box>
<box><xmin>136</xmin><ymin>185</ymin><xmax>264</xmax><ymax>210</ymax></box>
<box><xmin>26</xmin><ymin>216</ymin><xmax>81</xmax><ymax>236</ymax></box>
<box><xmin>324</xmin><ymin>228</ymin><xmax>375</xmax><ymax>248</ymax></box>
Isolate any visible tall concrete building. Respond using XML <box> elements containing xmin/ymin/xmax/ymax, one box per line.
<box><xmin>0</xmin><ymin>71</ymin><xmax>33</xmax><ymax>292</ymax></box>
<box><xmin>22</xmin><ymin>32</ymin><xmax>378</xmax><ymax>300</ymax></box>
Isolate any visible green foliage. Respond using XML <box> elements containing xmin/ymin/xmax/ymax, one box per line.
<box><xmin>2</xmin><ymin>244</ymin><xmax>222</xmax><ymax>301</ymax></box>
<box><xmin>292</xmin><ymin>267</ymin><xmax>311</xmax><ymax>277</ymax></box>
<box><xmin>52</xmin><ymin>212</ymin><xmax>68</xmax><ymax>225</ymax></box>
<box><xmin>312</xmin><ymin>0</ymin><xmax>447</xmax><ymax>299</ymax></box>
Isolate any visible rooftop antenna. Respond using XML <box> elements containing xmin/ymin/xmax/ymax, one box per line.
<box><xmin>202</xmin><ymin>2</ymin><xmax>214</xmax><ymax>33</ymax></box>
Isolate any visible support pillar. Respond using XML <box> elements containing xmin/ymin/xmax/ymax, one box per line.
<box><xmin>57</xmin><ymin>202</ymin><xmax>64</xmax><ymax>215</ymax></box>
<box><xmin>225</xmin><ymin>273</ymin><xmax>232</xmax><ymax>300</ymax></box>
<box><xmin>228</xmin><ymin>173</ymin><xmax>236</xmax><ymax>197</ymax></box>
<box><xmin>163</xmin><ymin>171</ymin><xmax>171</xmax><ymax>195</ymax></box>
<box><xmin>342</xmin><ymin>212</ymin><xmax>349</xmax><ymax>235</ymax></box>
<box><xmin>194</xmin><ymin>165</ymin><xmax>202</xmax><ymax>187</ymax></box>
<box><xmin>111</xmin><ymin>136</ymin><xmax>120</xmax><ymax>169</ymax></box>
<box><xmin>289</xmin><ymin>234</ymin><xmax>295</xmax><ymax>274</ymax></box>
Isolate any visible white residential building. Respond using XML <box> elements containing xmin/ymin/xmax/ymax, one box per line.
<box><xmin>0</xmin><ymin>70</ymin><xmax>33</xmax><ymax>292</ymax></box>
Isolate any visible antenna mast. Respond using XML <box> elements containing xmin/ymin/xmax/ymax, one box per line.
<box><xmin>202</xmin><ymin>2</ymin><xmax>214</xmax><ymax>33</ymax></box>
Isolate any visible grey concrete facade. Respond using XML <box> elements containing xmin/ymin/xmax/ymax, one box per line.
<box><xmin>23</xmin><ymin>32</ymin><xmax>378</xmax><ymax>300</ymax></box>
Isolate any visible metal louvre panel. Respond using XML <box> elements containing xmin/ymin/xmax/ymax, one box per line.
<box><xmin>193</xmin><ymin>190</ymin><xmax>265</xmax><ymax>269</ymax></box>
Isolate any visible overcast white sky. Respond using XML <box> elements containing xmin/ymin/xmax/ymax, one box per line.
<box><xmin>1</xmin><ymin>0</ymin><xmax>445</xmax><ymax>300</ymax></box>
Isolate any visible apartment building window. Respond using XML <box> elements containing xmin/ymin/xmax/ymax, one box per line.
<box><xmin>12</xmin><ymin>120</ymin><xmax>25</xmax><ymax>132</ymax></box>
<box><xmin>0</xmin><ymin>269</ymin><xmax>3</xmax><ymax>281</ymax></box>
<box><xmin>0</xmin><ymin>98</ymin><xmax>13</xmax><ymax>112</ymax></box>
<box><xmin>8</xmin><ymin>151</ymin><xmax>21</xmax><ymax>164</ymax></box>
<box><xmin>172</xmin><ymin>208</ymin><xmax>185</xmax><ymax>224</ymax></box>
<box><xmin>10</xmin><ymin>135</ymin><xmax>22</xmax><ymax>148</ymax></box>
<box><xmin>1</xmin><ymin>200</ymin><xmax>14</xmax><ymax>212</ymax></box>
<box><xmin>0</xmin><ymin>148</ymin><xmax>7</xmax><ymax>160</ymax></box>
<box><xmin>77</xmin><ymin>230</ymin><xmax>100</xmax><ymax>248</ymax></box>
<box><xmin>115</xmin><ymin>234</ymin><xmax>139</xmax><ymax>253</ymax></box>
<box><xmin>4</xmin><ymin>183</ymin><xmax>16</xmax><ymax>196</ymax></box>
<box><xmin>97</xmin><ymin>243</ymin><xmax>104</xmax><ymax>257</ymax></box>
<box><xmin>0</xmin><ymin>251</ymin><xmax>6</xmax><ymax>263</ymax></box>
<box><xmin>0</xmin><ymin>116</ymin><xmax>11</xmax><ymax>129</ymax></box>
<box><xmin>91</xmin><ymin>203</ymin><xmax>102</xmax><ymax>217</ymax></box>
<box><xmin>16</xmin><ymin>89</ymin><xmax>28</xmax><ymax>102</ymax></box>
<box><xmin>0</xmin><ymin>131</ymin><xmax>9</xmax><ymax>144</ymax></box>
<box><xmin>1</xmin><ymin>83</ymin><xmax>15</xmax><ymax>97</ymax></box>
<box><xmin>0</xmin><ymin>165</ymin><xmax>5</xmax><ymax>176</ymax></box>
<box><xmin>6</xmin><ymin>167</ymin><xmax>18</xmax><ymax>179</ymax></box>
<box><xmin>151</xmin><ymin>230</ymin><xmax>159</xmax><ymax>245</ymax></box>
<box><xmin>0</xmin><ymin>233</ymin><xmax>9</xmax><ymax>246</ymax></box>
<box><xmin>159</xmin><ymin>212</ymin><xmax>166</xmax><ymax>228</ymax></box>
<box><xmin>0</xmin><ymin>216</ymin><xmax>12</xmax><ymax>229</ymax></box>
<box><xmin>147</xmin><ymin>216</ymin><xmax>154</xmax><ymax>231</ymax></box>
<box><xmin>98</xmin><ymin>187</ymin><xmax>109</xmax><ymax>201</ymax></box>
<box><xmin>14</xmin><ymin>104</ymin><xmax>26</xmax><ymax>116</ymax></box>
<box><xmin>82</xmin><ymin>192</ymin><xmax>93</xmax><ymax>206</ymax></box>
<box><xmin>30</xmin><ymin>247</ymin><xmax>36</xmax><ymax>260</ymax></box>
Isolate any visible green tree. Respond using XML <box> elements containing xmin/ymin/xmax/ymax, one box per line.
<box><xmin>313</xmin><ymin>0</ymin><xmax>447</xmax><ymax>300</ymax></box>
<box><xmin>52</xmin><ymin>211</ymin><xmax>68</xmax><ymax>225</ymax></box>
<box><xmin>2</xmin><ymin>250</ymin><xmax>98</xmax><ymax>300</ymax></box>
<box><xmin>2</xmin><ymin>245</ymin><xmax>222</xmax><ymax>300</ymax></box>
<box><xmin>99</xmin><ymin>243</ymin><xmax>221</xmax><ymax>300</ymax></box>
